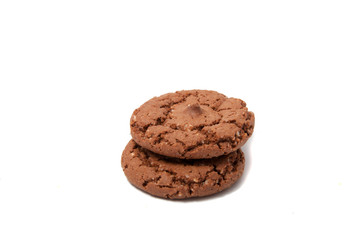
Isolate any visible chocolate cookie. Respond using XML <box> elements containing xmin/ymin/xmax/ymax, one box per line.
<box><xmin>130</xmin><ymin>90</ymin><xmax>255</xmax><ymax>159</ymax></box>
<box><xmin>121</xmin><ymin>140</ymin><xmax>245</xmax><ymax>199</ymax></box>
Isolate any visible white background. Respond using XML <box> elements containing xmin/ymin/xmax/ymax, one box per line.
<box><xmin>1</xmin><ymin>0</ymin><xmax>360</xmax><ymax>239</ymax></box>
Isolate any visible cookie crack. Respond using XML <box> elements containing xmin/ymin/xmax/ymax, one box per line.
<box><xmin>212</xmin><ymin>164</ymin><xmax>225</xmax><ymax>181</ymax></box>
<box><xmin>130</xmin><ymin>148</ymin><xmax>243</xmax><ymax>198</ymax></box>
<box><xmin>142</xmin><ymin>176</ymin><xmax>161</xmax><ymax>187</ymax></box>
<box><xmin>138</xmin><ymin>115</ymin><xmax>249</xmax><ymax>157</ymax></box>
<box><xmin>167</xmin><ymin>191</ymin><xmax>180</xmax><ymax>199</ymax></box>
<box><xmin>135</xmin><ymin>147</ymin><xmax>229</xmax><ymax>195</ymax></box>
<box><xmin>133</xmin><ymin>93</ymin><xmax>194</xmax><ymax>133</ymax></box>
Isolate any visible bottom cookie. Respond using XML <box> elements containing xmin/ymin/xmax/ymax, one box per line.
<box><xmin>121</xmin><ymin>140</ymin><xmax>245</xmax><ymax>199</ymax></box>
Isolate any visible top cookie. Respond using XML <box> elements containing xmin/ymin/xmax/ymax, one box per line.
<box><xmin>130</xmin><ymin>90</ymin><xmax>255</xmax><ymax>159</ymax></box>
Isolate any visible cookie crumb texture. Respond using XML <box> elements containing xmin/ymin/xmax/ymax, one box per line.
<box><xmin>121</xmin><ymin>140</ymin><xmax>245</xmax><ymax>199</ymax></box>
<box><xmin>130</xmin><ymin>90</ymin><xmax>255</xmax><ymax>159</ymax></box>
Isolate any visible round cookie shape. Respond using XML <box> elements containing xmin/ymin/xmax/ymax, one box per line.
<box><xmin>121</xmin><ymin>140</ymin><xmax>245</xmax><ymax>199</ymax></box>
<box><xmin>130</xmin><ymin>90</ymin><xmax>255</xmax><ymax>159</ymax></box>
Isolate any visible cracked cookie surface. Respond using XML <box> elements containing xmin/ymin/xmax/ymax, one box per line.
<box><xmin>130</xmin><ymin>90</ymin><xmax>255</xmax><ymax>159</ymax></box>
<box><xmin>121</xmin><ymin>140</ymin><xmax>245</xmax><ymax>199</ymax></box>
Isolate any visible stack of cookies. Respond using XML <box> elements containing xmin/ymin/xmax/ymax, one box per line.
<box><xmin>121</xmin><ymin>90</ymin><xmax>255</xmax><ymax>199</ymax></box>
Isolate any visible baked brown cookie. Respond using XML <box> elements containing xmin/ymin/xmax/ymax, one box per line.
<box><xmin>130</xmin><ymin>90</ymin><xmax>255</xmax><ymax>159</ymax></box>
<box><xmin>121</xmin><ymin>140</ymin><xmax>245</xmax><ymax>199</ymax></box>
